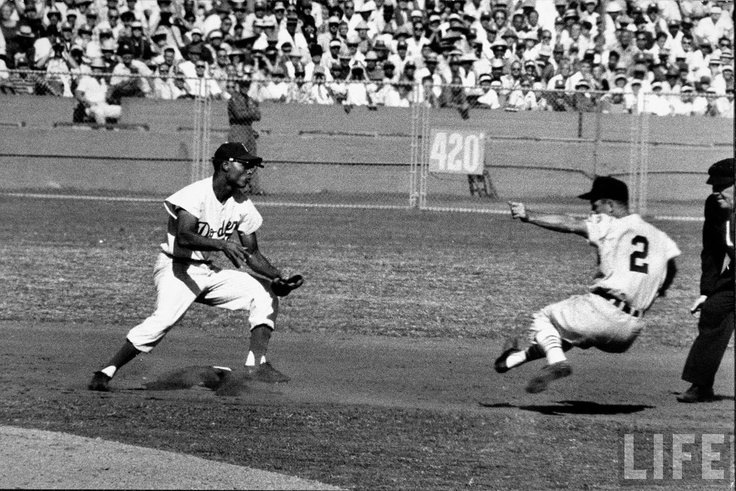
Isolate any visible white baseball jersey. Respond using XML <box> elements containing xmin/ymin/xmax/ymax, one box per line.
<box><xmin>161</xmin><ymin>177</ymin><xmax>263</xmax><ymax>262</ymax></box>
<box><xmin>586</xmin><ymin>213</ymin><xmax>681</xmax><ymax>312</ymax></box>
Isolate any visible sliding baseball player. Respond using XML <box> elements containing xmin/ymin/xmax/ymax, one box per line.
<box><xmin>496</xmin><ymin>176</ymin><xmax>680</xmax><ymax>393</ymax></box>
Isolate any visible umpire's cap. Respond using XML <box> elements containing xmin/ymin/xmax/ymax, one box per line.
<box><xmin>213</xmin><ymin>142</ymin><xmax>263</xmax><ymax>168</ymax></box>
<box><xmin>706</xmin><ymin>158</ymin><xmax>734</xmax><ymax>187</ymax></box>
<box><xmin>578</xmin><ymin>176</ymin><xmax>629</xmax><ymax>203</ymax></box>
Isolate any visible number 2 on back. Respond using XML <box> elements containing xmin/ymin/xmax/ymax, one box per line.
<box><xmin>629</xmin><ymin>236</ymin><xmax>649</xmax><ymax>273</ymax></box>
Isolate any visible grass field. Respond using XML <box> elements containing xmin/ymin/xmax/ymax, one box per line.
<box><xmin>0</xmin><ymin>193</ymin><xmax>705</xmax><ymax>346</ymax></box>
<box><xmin>1</xmin><ymin>193</ymin><xmax>733</xmax><ymax>490</ymax></box>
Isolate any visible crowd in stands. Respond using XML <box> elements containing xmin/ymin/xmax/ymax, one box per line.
<box><xmin>0</xmin><ymin>0</ymin><xmax>733</xmax><ymax>117</ymax></box>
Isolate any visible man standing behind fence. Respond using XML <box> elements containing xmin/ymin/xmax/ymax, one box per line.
<box><xmin>228</xmin><ymin>69</ymin><xmax>262</xmax><ymax>195</ymax></box>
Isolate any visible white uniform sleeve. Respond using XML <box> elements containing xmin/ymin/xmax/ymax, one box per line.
<box><xmin>237</xmin><ymin>200</ymin><xmax>263</xmax><ymax>235</ymax></box>
<box><xmin>585</xmin><ymin>213</ymin><xmax>613</xmax><ymax>246</ymax></box>
<box><xmin>663</xmin><ymin>234</ymin><xmax>682</xmax><ymax>261</ymax></box>
<box><xmin>163</xmin><ymin>180</ymin><xmax>206</xmax><ymax>219</ymax></box>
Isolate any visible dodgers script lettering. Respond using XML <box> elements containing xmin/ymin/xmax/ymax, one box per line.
<box><xmin>197</xmin><ymin>221</ymin><xmax>238</xmax><ymax>239</ymax></box>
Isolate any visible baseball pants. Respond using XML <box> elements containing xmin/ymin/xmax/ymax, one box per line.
<box><xmin>530</xmin><ymin>293</ymin><xmax>643</xmax><ymax>353</ymax></box>
<box><xmin>681</xmin><ymin>288</ymin><xmax>735</xmax><ymax>387</ymax></box>
<box><xmin>127</xmin><ymin>253</ymin><xmax>278</xmax><ymax>352</ymax></box>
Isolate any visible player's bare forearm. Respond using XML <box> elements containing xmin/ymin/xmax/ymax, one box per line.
<box><xmin>525</xmin><ymin>212</ymin><xmax>587</xmax><ymax>235</ymax></box>
<box><xmin>175</xmin><ymin>209</ymin><xmax>250</xmax><ymax>267</ymax></box>
<box><xmin>508</xmin><ymin>201</ymin><xmax>588</xmax><ymax>236</ymax></box>
<box><xmin>176</xmin><ymin>229</ymin><xmax>232</xmax><ymax>252</ymax></box>
<box><xmin>238</xmin><ymin>231</ymin><xmax>282</xmax><ymax>279</ymax></box>
<box><xmin>245</xmin><ymin>251</ymin><xmax>282</xmax><ymax>280</ymax></box>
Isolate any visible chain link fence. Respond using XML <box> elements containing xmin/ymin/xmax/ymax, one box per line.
<box><xmin>1</xmin><ymin>67</ymin><xmax>733</xmax><ymax>115</ymax></box>
<box><xmin>1</xmin><ymin>68</ymin><xmax>732</xmax><ymax>218</ymax></box>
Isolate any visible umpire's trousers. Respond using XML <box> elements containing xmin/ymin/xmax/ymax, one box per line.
<box><xmin>682</xmin><ymin>288</ymin><xmax>735</xmax><ymax>388</ymax></box>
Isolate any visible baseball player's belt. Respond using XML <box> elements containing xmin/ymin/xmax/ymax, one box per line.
<box><xmin>592</xmin><ymin>289</ymin><xmax>643</xmax><ymax>318</ymax></box>
<box><xmin>162</xmin><ymin>251</ymin><xmax>212</xmax><ymax>266</ymax></box>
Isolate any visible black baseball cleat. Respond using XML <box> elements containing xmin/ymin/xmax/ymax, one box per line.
<box><xmin>494</xmin><ymin>337</ymin><xmax>521</xmax><ymax>373</ymax></box>
<box><xmin>245</xmin><ymin>362</ymin><xmax>290</xmax><ymax>383</ymax></box>
<box><xmin>525</xmin><ymin>361</ymin><xmax>572</xmax><ymax>394</ymax></box>
<box><xmin>677</xmin><ymin>384</ymin><xmax>715</xmax><ymax>403</ymax></box>
<box><xmin>88</xmin><ymin>371</ymin><xmax>112</xmax><ymax>391</ymax></box>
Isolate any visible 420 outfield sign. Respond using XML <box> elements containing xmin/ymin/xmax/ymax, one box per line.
<box><xmin>428</xmin><ymin>129</ymin><xmax>486</xmax><ymax>176</ymax></box>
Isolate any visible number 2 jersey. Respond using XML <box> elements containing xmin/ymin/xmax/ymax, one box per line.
<box><xmin>586</xmin><ymin>213</ymin><xmax>681</xmax><ymax>312</ymax></box>
<box><xmin>160</xmin><ymin>177</ymin><xmax>263</xmax><ymax>262</ymax></box>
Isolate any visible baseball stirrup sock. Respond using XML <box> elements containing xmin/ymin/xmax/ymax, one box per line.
<box><xmin>535</xmin><ymin>327</ymin><xmax>567</xmax><ymax>365</ymax></box>
<box><xmin>505</xmin><ymin>350</ymin><xmax>527</xmax><ymax>369</ymax></box>
<box><xmin>506</xmin><ymin>343</ymin><xmax>545</xmax><ymax>369</ymax></box>
<box><xmin>245</xmin><ymin>351</ymin><xmax>267</xmax><ymax>366</ymax></box>
<box><xmin>245</xmin><ymin>351</ymin><xmax>256</xmax><ymax>366</ymax></box>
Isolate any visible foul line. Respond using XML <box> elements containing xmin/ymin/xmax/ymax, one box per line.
<box><xmin>1</xmin><ymin>192</ymin><xmax>162</xmax><ymax>203</ymax></box>
<box><xmin>0</xmin><ymin>192</ymin><xmax>411</xmax><ymax>210</ymax></box>
<box><xmin>1</xmin><ymin>192</ymin><xmax>702</xmax><ymax>222</ymax></box>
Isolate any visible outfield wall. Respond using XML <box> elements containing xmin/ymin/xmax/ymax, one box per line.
<box><xmin>0</xmin><ymin>95</ymin><xmax>731</xmax><ymax>200</ymax></box>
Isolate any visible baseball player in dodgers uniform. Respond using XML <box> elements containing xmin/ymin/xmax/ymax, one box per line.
<box><xmin>88</xmin><ymin>142</ymin><xmax>302</xmax><ymax>391</ymax></box>
<box><xmin>496</xmin><ymin>176</ymin><xmax>680</xmax><ymax>393</ymax></box>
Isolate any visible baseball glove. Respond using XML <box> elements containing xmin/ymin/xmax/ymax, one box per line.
<box><xmin>271</xmin><ymin>275</ymin><xmax>304</xmax><ymax>297</ymax></box>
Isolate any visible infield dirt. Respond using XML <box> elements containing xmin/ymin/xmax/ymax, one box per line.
<box><xmin>1</xmin><ymin>322</ymin><xmax>733</xmax><ymax>489</ymax></box>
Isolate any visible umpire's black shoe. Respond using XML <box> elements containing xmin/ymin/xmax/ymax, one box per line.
<box><xmin>494</xmin><ymin>337</ymin><xmax>521</xmax><ymax>373</ymax></box>
<box><xmin>88</xmin><ymin>371</ymin><xmax>111</xmax><ymax>391</ymax></box>
<box><xmin>525</xmin><ymin>361</ymin><xmax>572</xmax><ymax>394</ymax></box>
<box><xmin>245</xmin><ymin>362</ymin><xmax>290</xmax><ymax>383</ymax></box>
<box><xmin>677</xmin><ymin>384</ymin><xmax>715</xmax><ymax>403</ymax></box>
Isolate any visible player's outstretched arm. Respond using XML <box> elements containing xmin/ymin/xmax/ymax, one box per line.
<box><xmin>508</xmin><ymin>201</ymin><xmax>588</xmax><ymax>237</ymax></box>
<box><xmin>238</xmin><ymin>231</ymin><xmax>304</xmax><ymax>297</ymax></box>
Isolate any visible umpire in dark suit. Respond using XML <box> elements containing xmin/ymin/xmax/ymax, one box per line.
<box><xmin>678</xmin><ymin>158</ymin><xmax>735</xmax><ymax>403</ymax></box>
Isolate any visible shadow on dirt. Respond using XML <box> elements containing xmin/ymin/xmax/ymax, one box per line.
<box><xmin>479</xmin><ymin>400</ymin><xmax>655</xmax><ymax>415</ymax></box>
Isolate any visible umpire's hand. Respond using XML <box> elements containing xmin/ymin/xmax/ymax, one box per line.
<box><xmin>690</xmin><ymin>294</ymin><xmax>707</xmax><ymax>317</ymax></box>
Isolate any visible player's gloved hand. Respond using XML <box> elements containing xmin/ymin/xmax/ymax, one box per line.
<box><xmin>690</xmin><ymin>295</ymin><xmax>707</xmax><ymax>317</ymax></box>
<box><xmin>270</xmin><ymin>275</ymin><xmax>304</xmax><ymax>297</ymax></box>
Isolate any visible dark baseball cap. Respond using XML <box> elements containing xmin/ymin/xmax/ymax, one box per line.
<box><xmin>213</xmin><ymin>142</ymin><xmax>263</xmax><ymax>167</ymax></box>
<box><xmin>578</xmin><ymin>176</ymin><xmax>629</xmax><ymax>202</ymax></box>
<box><xmin>706</xmin><ymin>158</ymin><xmax>734</xmax><ymax>187</ymax></box>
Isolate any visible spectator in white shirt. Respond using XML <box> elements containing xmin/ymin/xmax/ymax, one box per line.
<box><xmin>476</xmin><ymin>73</ymin><xmax>501</xmax><ymax>109</ymax></box>
<box><xmin>110</xmin><ymin>46</ymin><xmax>153</xmax><ymax>96</ymax></box>
<box><xmin>693</xmin><ymin>5</ymin><xmax>728</xmax><ymax>48</ymax></box>
<box><xmin>74</xmin><ymin>58</ymin><xmax>122</xmax><ymax>124</ymax></box>
<box><xmin>713</xmin><ymin>84</ymin><xmax>734</xmax><ymax>117</ymax></box>
<box><xmin>344</xmin><ymin>62</ymin><xmax>373</xmax><ymax>106</ymax></box>
<box><xmin>307</xmin><ymin>65</ymin><xmax>335</xmax><ymax>104</ymax></box>
<box><xmin>691</xmin><ymin>83</ymin><xmax>713</xmax><ymax>115</ymax></box>
<box><xmin>506</xmin><ymin>75</ymin><xmax>539</xmax><ymax>110</ymax></box>
<box><xmin>257</xmin><ymin>65</ymin><xmax>289</xmax><ymax>101</ymax></box>
<box><xmin>152</xmin><ymin>61</ymin><xmax>184</xmax><ymax>99</ymax></box>
<box><xmin>188</xmin><ymin>59</ymin><xmax>223</xmax><ymax>98</ymax></box>
<box><xmin>670</xmin><ymin>84</ymin><xmax>696</xmax><ymax>115</ymax></box>
<box><xmin>381</xmin><ymin>78</ymin><xmax>412</xmax><ymax>107</ymax></box>
<box><xmin>643</xmin><ymin>81</ymin><xmax>673</xmax><ymax>116</ymax></box>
